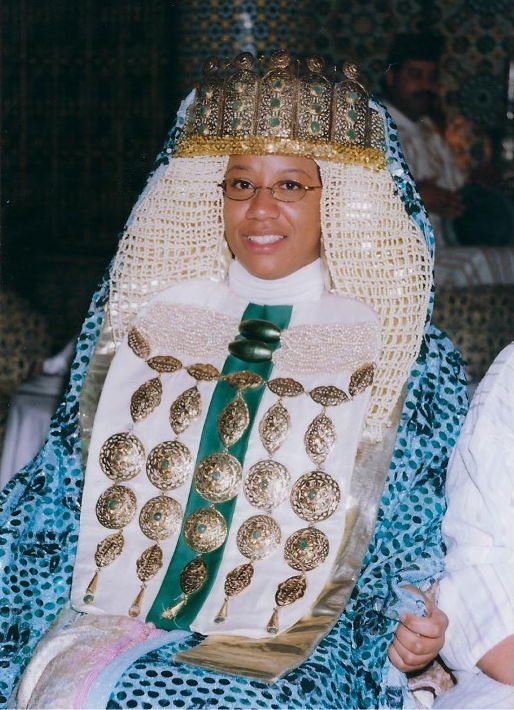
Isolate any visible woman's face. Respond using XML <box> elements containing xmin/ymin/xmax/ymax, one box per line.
<box><xmin>223</xmin><ymin>154</ymin><xmax>322</xmax><ymax>280</ymax></box>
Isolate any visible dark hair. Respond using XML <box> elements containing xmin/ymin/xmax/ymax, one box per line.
<box><xmin>386</xmin><ymin>33</ymin><xmax>445</xmax><ymax>72</ymax></box>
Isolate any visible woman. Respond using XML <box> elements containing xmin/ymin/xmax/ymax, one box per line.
<box><xmin>0</xmin><ymin>51</ymin><xmax>465</xmax><ymax>709</ymax></box>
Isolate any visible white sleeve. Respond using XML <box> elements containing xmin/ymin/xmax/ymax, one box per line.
<box><xmin>438</xmin><ymin>343</ymin><xmax>514</xmax><ymax>672</ymax></box>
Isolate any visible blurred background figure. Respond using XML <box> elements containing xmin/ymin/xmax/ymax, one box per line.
<box><xmin>383</xmin><ymin>32</ymin><xmax>514</xmax><ymax>249</ymax></box>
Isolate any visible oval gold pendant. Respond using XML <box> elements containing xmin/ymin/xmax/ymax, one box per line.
<box><xmin>187</xmin><ymin>363</ymin><xmax>220</xmax><ymax>381</ymax></box>
<box><xmin>139</xmin><ymin>495</ymin><xmax>183</xmax><ymax>540</ymax></box>
<box><xmin>184</xmin><ymin>507</ymin><xmax>228</xmax><ymax>553</ymax></box>
<box><xmin>290</xmin><ymin>470</ymin><xmax>340</xmax><ymax>522</ymax></box>
<box><xmin>99</xmin><ymin>432</ymin><xmax>145</xmax><ymax>482</ymax></box>
<box><xmin>180</xmin><ymin>556</ymin><xmax>208</xmax><ymax>595</ymax></box>
<box><xmin>147</xmin><ymin>355</ymin><xmax>183</xmax><ymax>373</ymax></box>
<box><xmin>128</xmin><ymin>327</ymin><xmax>150</xmax><ymax>359</ymax></box>
<box><xmin>130</xmin><ymin>377</ymin><xmax>163</xmax><ymax>422</ymax></box>
<box><xmin>95</xmin><ymin>485</ymin><xmax>137</xmax><ymax>529</ymax></box>
<box><xmin>218</xmin><ymin>393</ymin><xmax>250</xmax><ymax>449</ymax></box>
<box><xmin>94</xmin><ymin>531</ymin><xmax>125</xmax><ymax>568</ymax></box>
<box><xmin>349</xmin><ymin>362</ymin><xmax>375</xmax><ymax>397</ymax></box>
<box><xmin>136</xmin><ymin>543</ymin><xmax>163</xmax><ymax>582</ymax></box>
<box><xmin>304</xmin><ymin>412</ymin><xmax>336</xmax><ymax>466</ymax></box>
<box><xmin>224</xmin><ymin>370</ymin><xmax>265</xmax><ymax>391</ymax></box>
<box><xmin>169</xmin><ymin>386</ymin><xmax>202</xmax><ymax>435</ymax></box>
<box><xmin>258</xmin><ymin>401</ymin><xmax>290</xmax><ymax>455</ymax></box>
<box><xmin>146</xmin><ymin>440</ymin><xmax>193</xmax><ymax>491</ymax></box>
<box><xmin>309</xmin><ymin>385</ymin><xmax>348</xmax><ymax>407</ymax></box>
<box><xmin>244</xmin><ymin>460</ymin><xmax>290</xmax><ymax>511</ymax></box>
<box><xmin>284</xmin><ymin>527</ymin><xmax>329</xmax><ymax>571</ymax></box>
<box><xmin>267</xmin><ymin>377</ymin><xmax>304</xmax><ymax>398</ymax></box>
<box><xmin>236</xmin><ymin>515</ymin><xmax>281</xmax><ymax>561</ymax></box>
<box><xmin>224</xmin><ymin>562</ymin><xmax>254</xmax><ymax>598</ymax></box>
<box><xmin>275</xmin><ymin>573</ymin><xmax>307</xmax><ymax>607</ymax></box>
<box><xmin>195</xmin><ymin>452</ymin><xmax>242</xmax><ymax>503</ymax></box>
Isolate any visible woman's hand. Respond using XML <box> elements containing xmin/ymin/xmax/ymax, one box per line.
<box><xmin>388</xmin><ymin>585</ymin><xmax>448</xmax><ymax>673</ymax></box>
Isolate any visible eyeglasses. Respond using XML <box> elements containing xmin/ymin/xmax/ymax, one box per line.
<box><xmin>218</xmin><ymin>178</ymin><xmax>322</xmax><ymax>203</ymax></box>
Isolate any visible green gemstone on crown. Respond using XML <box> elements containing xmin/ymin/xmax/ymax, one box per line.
<box><xmin>348</xmin><ymin>109</ymin><xmax>358</xmax><ymax>121</ymax></box>
<box><xmin>232</xmin><ymin>99</ymin><xmax>242</xmax><ymax>110</ymax></box>
<box><xmin>199</xmin><ymin>105</ymin><xmax>208</xmax><ymax>116</ymax></box>
<box><xmin>347</xmin><ymin>128</ymin><xmax>357</xmax><ymax>139</ymax></box>
<box><xmin>270</xmin><ymin>117</ymin><xmax>280</xmax><ymax>127</ymax></box>
<box><xmin>313</xmin><ymin>84</ymin><xmax>322</xmax><ymax>94</ymax></box>
<box><xmin>231</xmin><ymin>117</ymin><xmax>241</xmax><ymax>129</ymax></box>
<box><xmin>273</xmin><ymin>79</ymin><xmax>282</xmax><ymax>88</ymax></box>
<box><xmin>311</xmin><ymin>121</ymin><xmax>320</xmax><ymax>133</ymax></box>
<box><xmin>271</xmin><ymin>97</ymin><xmax>280</xmax><ymax>108</ymax></box>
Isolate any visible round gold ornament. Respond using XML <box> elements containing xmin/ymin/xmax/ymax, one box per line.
<box><xmin>244</xmin><ymin>460</ymin><xmax>290</xmax><ymax>510</ymax></box>
<box><xmin>139</xmin><ymin>495</ymin><xmax>183</xmax><ymax>540</ymax></box>
<box><xmin>99</xmin><ymin>433</ymin><xmax>146</xmax><ymax>482</ymax></box>
<box><xmin>290</xmin><ymin>470</ymin><xmax>340</xmax><ymax>522</ymax></box>
<box><xmin>184</xmin><ymin>507</ymin><xmax>228</xmax><ymax>553</ymax></box>
<box><xmin>195</xmin><ymin>452</ymin><xmax>242</xmax><ymax>503</ymax></box>
<box><xmin>96</xmin><ymin>485</ymin><xmax>137</xmax><ymax>529</ymax></box>
<box><xmin>284</xmin><ymin>527</ymin><xmax>329</xmax><ymax>571</ymax></box>
<box><xmin>146</xmin><ymin>441</ymin><xmax>193</xmax><ymax>491</ymax></box>
<box><xmin>236</xmin><ymin>515</ymin><xmax>281</xmax><ymax>561</ymax></box>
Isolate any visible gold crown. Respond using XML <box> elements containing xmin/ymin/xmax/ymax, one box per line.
<box><xmin>175</xmin><ymin>50</ymin><xmax>386</xmax><ymax>168</ymax></box>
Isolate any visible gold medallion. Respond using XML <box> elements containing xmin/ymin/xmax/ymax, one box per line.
<box><xmin>267</xmin><ymin>377</ymin><xmax>304</xmax><ymax>397</ymax></box>
<box><xmin>146</xmin><ymin>440</ymin><xmax>193</xmax><ymax>491</ymax></box>
<box><xmin>95</xmin><ymin>485</ymin><xmax>137</xmax><ymax>528</ymax></box>
<box><xmin>309</xmin><ymin>385</ymin><xmax>348</xmax><ymax>407</ymax></box>
<box><xmin>94</xmin><ymin>531</ymin><xmax>124</xmax><ymax>567</ymax></box>
<box><xmin>236</xmin><ymin>515</ymin><xmax>281</xmax><ymax>560</ymax></box>
<box><xmin>139</xmin><ymin>495</ymin><xmax>183</xmax><ymax>540</ymax></box>
<box><xmin>130</xmin><ymin>377</ymin><xmax>163</xmax><ymax>422</ymax></box>
<box><xmin>127</xmin><ymin>327</ymin><xmax>150</xmax><ymax>359</ymax></box>
<box><xmin>224</xmin><ymin>370</ymin><xmax>265</xmax><ymax>391</ymax></box>
<box><xmin>349</xmin><ymin>362</ymin><xmax>375</xmax><ymax>397</ymax></box>
<box><xmin>258</xmin><ymin>401</ymin><xmax>290</xmax><ymax>455</ymax></box>
<box><xmin>244</xmin><ymin>460</ymin><xmax>290</xmax><ymax>510</ymax></box>
<box><xmin>184</xmin><ymin>507</ymin><xmax>228</xmax><ymax>553</ymax></box>
<box><xmin>284</xmin><ymin>527</ymin><xmax>329</xmax><ymax>571</ymax></box>
<box><xmin>147</xmin><ymin>355</ymin><xmax>183</xmax><ymax>373</ymax></box>
<box><xmin>187</xmin><ymin>363</ymin><xmax>220</xmax><ymax>381</ymax></box>
<box><xmin>195</xmin><ymin>452</ymin><xmax>242</xmax><ymax>503</ymax></box>
<box><xmin>290</xmin><ymin>470</ymin><xmax>340</xmax><ymax>522</ymax></box>
<box><xmin>304</xmin><ymin>412</ymin><xmax>336</xmax><ymax>465</ymax></box>
<box><xmin>170</xmin><ymin>386</ymin><xmax>202</xmax><ymax>435</ymax></box>
<box><xmin>218</xmin><ymin>393</ymin><xmax>250</xmax><ymax>448</ymax></box>
<box><xmin>99</xmin><ymin>432</ymin><xmax>145</xmax><ymax>482</ymax></box>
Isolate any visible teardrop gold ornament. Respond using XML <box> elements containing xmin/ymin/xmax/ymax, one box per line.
<box><xmin>94</xmin><ymin>531</ymin><xmax>125</xmax><ymax>567</ymax></box>
<box><xmin>147</xmin><ymin>355</ymin><xmax>183</xmax><ymax>373</ymax></box>
<box><xmin>309</xmin><ymin>385</ymin><xmax>349</xmax><ymax>407</ymax></box>
<box><xmin>290</xmin><ymin>470</ymin><xmax>340</xmax><ymax>522</ymax></box>
<box><xmin>258</xmin><ymin>401</ymin><xmax>290</xmax><ymax>455</ymax></box>
<box><xmin>83</xmin><ymin>569</ymin><xmax>99</xmax><ymax>604</ymax></box>
<box><xmin>267</xmin><ymin>377</ymin><xmax>304</xmax><ymax>397</ymax></box>
<box><xmin>349</xmin><ymin>362</ymin><xmax>375</xmax><ymax>397</ymax></box>
<box><xmin>180</xmin><ymin>556</ymin><xmax>208</xmax><ymax>595</ymax></box>
<box><xmin>139</xmin><ymin>495</ymin><xmax>182</xmax><ymax>540</ymax></box>
<box><xmin>284</xmin><ymin>527</ymin><xmax>329</xmax><ymax>571</ymax></box>
<box><xmin>214</xmin><ymin>597</ymin><xmax>229</xmax><ymax>624</ymax></box>
<box><xmin>136</xmin><ymin>544</ymin><xmax>163</xmax><ymax>582</ymax></box>
<box><xmin>244</xmin><ymin>460</ymin><xmax>290</xmax><ymax>510</ymax></box>
<box><xmin>194</xmin><ymin>452</ymin><xmax>242</xmax><ymax>503</ymax></box>
<box><xmin>161</xmin><ymin>595</ymin><xmax>188</xmax><ymax>619</ymax></box>
<box><xmin>146</xmin><ymin>440</ymin><xmax>193</xmax><ymax>491</ymax></box>
<box><xmin>128</xmin><ymin>585</ymin><xmax>146</xmax><ymax>618</ymax></box>
<box><xmin>99</xmin><ymin>433</ymin><xmax>146</xmax><ymax>482</ymax></box>
<box><xmin>169</xmin><ymin>386</ymin><xmax>202</xmax><ymax>435</ymax></box>
<box><xmin>224</xmin><ymin>370</ymin><xmax>265</xmax><ymax>391</ymax></box>
<box><xmin>187</xmin><ymin>363</ymin><xmax>220</xmax><ymax>381</ymax></box>
<box><xmin>266</xmin><ymin>607</ymin><xmax>280</xmax><ymax>634</ymax></box>
<box><xmin>218</xmin><ymin>393</ymin><xmax>250</xmax><ymax>448</ymax></box>
<box><xmin>95</xmin><ymin>485</ymin><xmax>137</xmax><ymax>528</ymax></box>
<box><xmin>304</xmin><ymin>412</ymin><xmax>336</xmax><ymax>466</ymax></box>
<box><xmin>128</xmin><ymin>327</ymin><xmax>150</xmax><ymax>359</ymax></box>
<box><xmin>184</xmin><ymin>507</ymin><xmax>228</xmax><ymax>553</ymax></box>
<box><xmin>130</xmin><ymin>377</ymin><xmax>163</xmax><ymax>422</ymax></box>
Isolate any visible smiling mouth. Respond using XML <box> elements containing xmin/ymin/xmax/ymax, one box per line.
<box><xmin>246</xmin><ymin>234</ymin><xmax>285</xmax><ymax>244</ymax></box>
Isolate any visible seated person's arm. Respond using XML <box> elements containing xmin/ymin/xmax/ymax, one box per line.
<box><xmin>477</xmin><ymin>633</ymin><xmax>514</xmax><ymax>686</ymax></box>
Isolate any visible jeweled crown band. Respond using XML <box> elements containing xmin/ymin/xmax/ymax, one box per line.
<box><xmin>175</xmin><ymin>49</ymin><xmax>386</xmax><ymax>165</ymax></box>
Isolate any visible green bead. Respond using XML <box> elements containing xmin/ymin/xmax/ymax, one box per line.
<box><xmin>312</xmin><ymin>103</ymin><xmax>322</xmax><ymax>114</ymax></box>
<box><xmin>273</xmin><ymin>79</ymin><xmax>282</xmax><ymax>88</ymax></box>
<box><xmin>232</xmin><ymin>99</ymin><xmax>242</xmax><ymax>110</ymax></box>
<box><xmin>348</xmin><ymin>109</ymin><xmax>358</xmax><ymax>121</ymax></box>
<box><xmin>83</xmin><ymin>594</ymin><xmax>94</xmax><ymax>604</ymax></box>
<box><xmin>307</xmin><ymin>490</ymin><xmax>317</xmax><ymax>500</ymax></box>
<box><xmin>239</xmin><ymin>319</ymin><xmax>281</xmax><ymax>343</ymax></box>
<box><xmin>153</xmin><ymin>512</ymin><xmax>162</xmax><ymax>521</ymax></box>
<box><xmin>347</xmin><ymin>128</ymin><xmax>357</xmax><ymax>139</ymax></box>
<box><xmin>269</xmin><ymin>117</ymin><xmax>280</xmax><ymax>127</ymax></box>
<box><xmin>231</xmin><ymin>117</ymin><xmax>241</xmax><ymax>129</ymax></box>
<box><xmin>298</xmin><ymin>540</ymin><xmax>309</xmax><ymax>550</ymax></box>
<box><xmin>197</xmin><ymin>524</ymin><xmax>207</xmax><ymax>534</ymax></box>
<box><xmin>159</xmin><ymin>459</ymin><xmax>170</xmax><ymax>471</ymax></box>
<box><xmin>228</xmin><ymin>339</ymin><xmax>273</xmax><ymax>363</ymax></box>
<box><xmin>311</xmin><ymin>121</ymin><xmax>320</xmax><ymax>133</ymax></box>
<box><xmin>107</xmin><ymin>499</ymin><xmax>119</xmax><ymax>510</ymax></box>
<box><xmin>271</xmin><ymin>97</ymin><xmax>280</xmax><ymax>108</ymax></box>
<box><xmin>211</xmin><ymin>471</ymin><xmax>221</xmax><ymax>481</ymax></box>
<box><xmin>252</xmin><ymin>530</ymin><xmax>262</xmax><ymax>539</ymax></box>
<box><xmin>260</xmin><ymin>479</ymin><xmax>269</xmax><ymax>490</ymax></box>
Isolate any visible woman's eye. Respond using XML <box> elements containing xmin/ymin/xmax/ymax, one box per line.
<box><xmin>231</xmin><ymin>179</ymin><xmax>253</xmax><ymax>191</ymax></box>
<box><xmin>278</xmin><ymin>180</ymin><xmax>302</xmax><ymax>191</ymax></box>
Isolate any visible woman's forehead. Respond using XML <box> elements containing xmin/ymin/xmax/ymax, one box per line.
<box><xmin>225</xmin><ymin>153</ymin><xmax>318</xmax><ymax>177</ymax></box>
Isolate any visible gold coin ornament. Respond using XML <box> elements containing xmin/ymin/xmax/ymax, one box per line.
<box><xmin>169</xmin><ymin>386</ymin><xmax>202</xmax><ymax>435</ymax></box>
<box><xmin>284</xmin><ymin>527</ymin><xmax>329</xmax><ymax>571</ymax></box>
<box><xmin>244</xmin><ymin>460</ymin><xmax>290</xmax><ymax>511</ymax></box>
<box><xmin>99</xmin><ymin>432</ymin><xmax>146</xmax><ymax>482</ymax></box>
<box><xmin>130</xmin><ymin>377</ymin><xmax>163</xmax><ymax>422</ymax></box>
<box><xmin>95</xmin><ymin>485</ymin><xmax>137</xmax><ymax>529</ymax></box>
<box><xmin>290</xmin><ymin>470</ymin><xmax>341</xmax><ymax>522</ymax></box>
<box><xmin>184</xmin><ymin>507</ymin><xmax>228</xmax><ymax>554</ymax></box>
<box><xmin>258</xmin><ymin>401</ymin><xmax>290</xmax><ymax>455</ymax></box>
<box><xmin>194</xmin><ymin>452</ymin><xmax>242</xmax><ymax>503</ymax></box>
<box><xmin>304</xmin><ymin>412</ymin><xmax>336</xmax><ymax>466</ymax></box>
<box><xmin>139</xmin><ymin>495</ymin><xmax>183</xmax><ymax>540</ymax></box>
<box><xmin>236</xmin><ymin>515</ymin><xmax>281</xmax><ymax>561</ymax></box>
<box><xmin>146</xmin><ymin>440</ymin><xmax>193</xmax><ymax>491</ymax></box>
<box><xmin>218</xmin><ymin>393</ymin><xmax>250</xmax><ymax>448</ymax></box>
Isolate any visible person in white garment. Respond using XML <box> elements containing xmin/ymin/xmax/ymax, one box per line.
<box><xmin>433</xmin><ymin>342</ymin><xmax>514</xmax><ymax>708</ymax></box>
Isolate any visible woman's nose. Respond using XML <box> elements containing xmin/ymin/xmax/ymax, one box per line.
<box><xmin>245</xmin><ymin>187</ymin><xmax>280</xmax><ymax>219</ymax></box>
